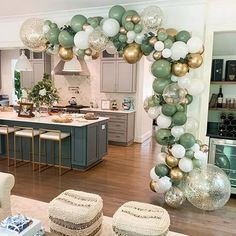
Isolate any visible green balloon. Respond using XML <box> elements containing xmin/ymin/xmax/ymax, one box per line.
<box><xmin>157</xmin><ymin>32</ymin><xmax>168</xmax><ymax>41</ymax></box>
<box><xmin>122</xmin><ymin>10</ymin><xmax>138</xmax><ymax>26</ymax></box>
<box><xmin>185</xmin><ymin>150</ymin><xmax>194</xmax><ymax>159</ymax></box>
<box><xmin>215</xmin><ymin>154</ymin><xmax>230</xmax><ymax>175</ymax></box>
<box><xmin>134</xmin><ymin>24</ymin><xmax>143</xmax><ymax>33</ymax></box>
<box><xmin>167</xmin><ymin>35</ymin><xmax>175</xmax><ymax>42</ymax></box>
<box><xmin>179</xmin><ymin>133</ymin><xmax>196</xmax><ymax>149</ymax></box>
<box><xmin>44</xmin><ymin>20</ymin><xmax>52</xmax><ymax>26</ymax></box>
<box><xmin>176</xmin><ymin>30</ymin><xmax>191</xmax><ymax>43</ymax></box>
<box><xmin>152</xmin><ymin>78</ymin><xmax>171</xmax><ymax>94</ymax></box>
<box><xmin>148</xmin><ymin>95</ymin><xmax>160</xmax><ymax>107</ymax></box>
<box><xmin>46</xmin><ymin>27</ymin><xmax>60</xmax><ymax>45</ymax></box>
<box><xmin>155</xmin><ymin>164</ymin><xmax>169</xmax><ymax>177</ymax></box>
<box><xmin>124</xmin><ymin>22</ymin><xmax>134</xmax><ymax>31</ymax></box>
<box><xmin>58</xmin><ymin>30</ymin><xmax>74</xmax><ymax>48</ymax></box>
<box><xmin>118</xmin><ymin>34</ymin><xmax>127</xmax><ymax>43</ymax></box>
<box><xmin>50</xmin><ymin>23</ymin><xmax>58</xmax><ymax>29</ymax></box>
<box><xmin>140</xmin><ymin>44</ymin><xmax>154</xmax><ymax>55</ymax></box>
<box><xmin>151</xmin><ymin>59</ymin><xmax>171</xmax><ymax>79</ymax></box>
<box><xmin>164</xmin><ymin>38</ymin><xmax>173</xmax><ymax>49</ymax></box>
<box><xmin>162</xmin><ymin>104</ymin><xmax>177</xmax><ymax>117</ymax></box>
<box><xmin>109</xmin><ymin>5</ymin><xmax>126</xmax><ymax>24</ymax></box>
<box><xmin>175</xmin><ymin>104</ymin><xmax>185</xmax><ymax>112</ymax></box>
<box><xmin>172</xmin><ymin>112</ymin><xmax>187</xmax><ymax>126</ymax></box>
<box><xmin>75</xmin><ymin>49</ymin><xmax>85</xmax><ymax>57</ymax></box>
<box><xmin>71</xmin><ymin>15</ymin><xmax>87</xmax><ymax>32</ymax></box>
<box><xmin>186</xmin><ymin>94</ymin><xmax>193</xmax><ymax>105</ymax></box>
<box><xmin>192</xmin><ymin>158</ymin><xmax>202</xmax><ymax>168</ymax></box>
<box><xmin>90</xmin><ymin>18</ymin><xmax>99</xmax><ymax>28</ymax></box>
<box><xmin>155</xmin><ymin>128</ymin><xmax>175</xmax><ymax>146</ymax></box>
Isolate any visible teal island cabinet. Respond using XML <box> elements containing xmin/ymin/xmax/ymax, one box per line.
<box><xmin>0</xmin><ymin>112</ymin><xmax>109</xmax><ymax>170</ymax></box>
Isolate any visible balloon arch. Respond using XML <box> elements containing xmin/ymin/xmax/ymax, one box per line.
<box><xmin>20</xmin><ymin>5</ymin><xmax>231</xmax><ymax>210</ymax></box>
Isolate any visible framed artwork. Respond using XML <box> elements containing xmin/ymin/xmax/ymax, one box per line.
<box><xmin>101</xmin><ymin>100</ymin><xmax>111</xmax><ymax>110</ymax></box>
<box><xmin>18</xmin><ymin>103</ymin><xmax>34</xmax><ymax>118</ymax></box>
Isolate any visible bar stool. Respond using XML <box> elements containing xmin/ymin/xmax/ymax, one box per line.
<box><xmin>14</xmin><ymin>126</ymin><xmax>40</xmax><ymax>169</ymax></box>
<box><xmin>39</xmin><ymin>129</ymin><xmax>71</xmax><ymax>176</ymax></box>
<box><xmin>0</xmin><ymin>125</ymin><xmax>15</xmax><ymax>166</ymax></box>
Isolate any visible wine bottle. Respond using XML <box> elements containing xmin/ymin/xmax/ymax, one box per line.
<box><xmin>217</xmin><ymin>86</ymin><xmax>223</xmax><ymax>108</ymax></box>
<box><xmin>228</xmin><ymin>113</ymin><xmax>234</xmax><ymax>120</ymax></box>
<box><xmin>227</xmin><ymin>125</ymin><xmax>234</xmax><ymax>132</ymax></box>
<box><xmin>220</xmin><ymin>113</ymin><xmax>226</xmax><ymax>120</ymax></box>
<box><xmin>224</xmin><ymin>119</ymin><xmax>230</xmax><ymax>125</ymax></box>
<box><xmin>218</xmin><ymin>124</ymin><xmax>226</xmax><ymax>131</ymax></box>
<box><xmin>231</xmin><ymin>119</ymin><xmax>236</xmax><ymax>126</ymax></box>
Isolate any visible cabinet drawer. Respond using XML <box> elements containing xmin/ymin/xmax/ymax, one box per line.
<box><xmin>100</xmin><ymin>112</ymin><xmax>127</xmax><ymax>120</ymax></box>
<box><xmin>108</xmin><ymin>121</ymin><xmax>126</xmax><ymax>131</ymax></box>
<box><xmin>108</xmin><ymin>132</ymin><xmax>127</xmax><ymax>142</ymax></box>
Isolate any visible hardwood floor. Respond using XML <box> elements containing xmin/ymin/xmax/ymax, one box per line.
<box><xmin>0</xmin><ymin>137</ymin><xmax>236</xmax><ymax>236</ymax></box>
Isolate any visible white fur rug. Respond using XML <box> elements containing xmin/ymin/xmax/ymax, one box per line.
<box><xmin>11</xmin><ymin>195</ymin><xmax>186</xmax><ymax>236</ymax></box>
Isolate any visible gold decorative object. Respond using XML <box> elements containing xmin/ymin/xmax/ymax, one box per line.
<box><xmin>59</xmin><ymin>46</ymin><xmax>73</xmax><ymax>61</ymax></box>
<box><xmin>200</xmin><ymin>144</ymin><xmax>209</xmax><ymax>153</ymax></box>
<box><xmin>92</xmin><ymin>51</ymin><xmax>100</xmax><ymax>60</ymax></box>
<box><xmin>165</xmin><ymin>154</ymin><xmax>179</xmax><ymax>168</ymax></box>
<box><xmin>149</xmin><ymin>180</ymin><xmax>156</xmax><ymax>192</ymax></box>
<box><xmin>170</xmin><ymin>167</ymin><xmax>183</xmax><ymax>181</ymax></box>
<box><xmin>164</xmin><ymin>187</ymin><xmax>185</xmax><ymax>208</ymax></box>
<box><xmin>88</xmin><ymin>28</ymin><xmax>109</xmax><ymax>52</ymax></box>
<box><xmin>84</xmin><ymin>48</ymin><xmax>92</xmax><ymax>56</ymax></box>
<box><xmin>149</xmin><ymin>37</ymin><xmax>158</xmax><ymax>46</ymax></box>
<box><xmin>157</xmin><ymin>28</ymin><xmax>166</xmax><ymax>33</ymax></box>
<box><xmin>82</xmin><ymin>23</ymin><xmax>90</xmax><ymax>31</ymax></box>
<box><xmin>123</xmin><ymin>43</ymin><xmax>143</xmax><ymax>64</ymax></box>
<box><xmin>172</xmin><ymin>63</ymin><xmax>189</xmax><ymax>77</ymax></box>
<box><xmin>187</xmin><ymin>53</ymin><xmax>203</xmax><ymax>69</ymax></box>
<box><xmin>119</xmin><ymin>26</ymin><xmax>127</xmax><ymax>34</ymax></box>
<box><xmin>153</xmin><ymin>51</ymin><xmax>162</xmax><ymax>60</ymax></box>
<box><xmin>166</xmin><ymin>28</ymin><xmax>177</xmax><ymax>37</ymax></box>
<box><xmin>125</xmin><ymin>15</ymin><xmax>133</xmax><ymax>22</ymax></box>
<box><xmin>132</xmin><ymin>15</ymin><xmax>141</xmax><ymax>24</ymax></box>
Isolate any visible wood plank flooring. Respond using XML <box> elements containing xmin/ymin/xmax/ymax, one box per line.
<box><xmin>0</xmin><ymin>137</ymin><xmax>236</xmax><ymax>236</ymax></box>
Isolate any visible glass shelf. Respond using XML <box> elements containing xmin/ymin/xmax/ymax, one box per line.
<box><xmin>209</xmin><ymin>107</ymin><xmax>236</xmax><ymax>112</ymax></box>
<box><xmin>211</xmin><ymin>81</ymin><xmax>236</xmax><ymax>84</ymax></box>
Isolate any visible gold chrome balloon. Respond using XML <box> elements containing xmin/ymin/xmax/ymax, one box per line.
<box><xmin>82</xmin><ymin>23</ymin><xmax>90</xmax><ymax>31</ymax></box>
<box><xmin>166</xmin><ymin>28</ymin><xmax>177</xmax><ymax>37</ymax></box>
<box><xmin>166</xmin><ymin>154</ymin><xmax>179</xmax><ymax>168</ymax></box>
<box><xmin>157</xmin><ymin>28</ymin><xmax>166</xmax><ymax>33</ymax></box>
<box><xmin>150</xmin><ymin>180</ymin><xmax>156</xmax><ymax>192</ymax></box>
<box><xmin>170</xmin><ymin>167</ymin><xmax>184</xmax><ymax>181</ymax></box>
<box><xmin>84</xmin><ymin>48</ymin><xmax>93</xmax><ymax>56</ymax></box>
<box><xmin>172</xmin><ymin>62</ymin><xmax>189</xmax><ymax>77</ymax></box>
<box><xmin>123</xmin><ymin>43</ymin><xmax>143</xmax><ymax>64</ymax></box>
<box><xmin>92</xmin><ymin>51</ymin><xmax>100</xmax><ymax>60</ymax></box>
<box><xmin>149</xmin><ymin>37</ymin><xmax>158</xmax><ymax>46</ymax></box>
<box><xmin>132</xmin><ymin>15</ymin><xmax>141</xmax><ymax>24</ymax></box>
<box><xmin>200</xmin><ymin>144</ymin><xmax>209</xmax><ymax>153</ymax></box>
<box><xmin>153</xmin><ymin>51</ymin><xmax>162</xmax><ymax>60</ymax></box>
<box><xmin>59</xmin><ymin>46</ymin><xmax>73</xmax><ymax>61</ymax></box>
<box><xmin>125</xmin><ymin>15</ymin><xmax>132</xmax><ymax>22</ymax></box>
<box><xmin>187</xmin><ymin>53</ymin><xmax>203</xmax><ymax>69</ymax></box>
<box><xmin>119</xmin><ymin>26</ymin><xmax>128</xmax><ymax>34</ymax></box>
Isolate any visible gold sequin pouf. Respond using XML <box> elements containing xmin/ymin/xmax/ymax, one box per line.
<box><xmin>112</xmin><ymin>201</ymin><xmax>170</xmax><ymax>236</ymax></box>
<box><xmin>49</xmin><ymin>190</ymin><xmax>103</xmax><ymax>236</ymax></box>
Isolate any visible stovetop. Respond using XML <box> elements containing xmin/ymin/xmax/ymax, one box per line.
<box><xmin>51</xmin><ymin>105</ymin><xmax>89</xmax><ymax>113</ymax></box>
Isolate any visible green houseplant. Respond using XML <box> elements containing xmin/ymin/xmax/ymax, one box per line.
<box><xmin>14</xmin><ymin>70</ymin><xmax>22</xmax><ymax>100</ymax></box>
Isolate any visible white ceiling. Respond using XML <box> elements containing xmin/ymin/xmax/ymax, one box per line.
<box><xmin>0</xmin><ymin>0</ymin><xmax>150</xmax><ymax>17</ymax></box>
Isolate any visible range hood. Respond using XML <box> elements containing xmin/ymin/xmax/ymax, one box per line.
<box><xmin>54</xmin><ymin>57</ymin><xmax>90</xmax><ymax>76</ymax></box>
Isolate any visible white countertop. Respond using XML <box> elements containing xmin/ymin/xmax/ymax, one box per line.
<box><xmin>0</xmin><ymin>112</ymin><xmax>109</xmax><ymax>127</ymax></box>
<box><xmin>80</xmin><ymin>108</ymin><xmax>135</xmax><ymax>113</ymax></box>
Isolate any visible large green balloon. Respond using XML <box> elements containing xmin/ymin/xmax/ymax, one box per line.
<box><xmin>152</xmin><ymin>78</ymin><xmax>171</xmax><ymax>94</ymax></box>
<box><xmin>155</xmin><ymin>164</ymin><xmax>169</xmax><ymax>177</ymax></box>
<box><xmin>185</xmin><ymin>150</ymin><xmax>194</xmax><ymax>159</ymax></box>
<box><xmin>179</xmin><ymin>133</ymin><xmax>196</xmax><ymax>149</ymax></box>
<box><xmin>162</xmin><ymin>104</ymin><xmax>177</xmax><ymax>117</ymax></box>
<box><xmin>46</xmin><ymin>27</ymin><xmax>60</xmax><ymax>45</ymax></box>
<box><xmin>155</xmin><ymin>128</ymin><xmax>175</xmax><ymax>146</ymax></box>
<box><xmin>71</xmin><ymin>15</ymin><xmax>87</xmax><ymax>32</ymax></box>
<box><xmin>151</xmin><ymin>59</ymin><xmax>171</xmax><ymax>79</ymax></box>
<box><xmin>176</xmin><ymin>30</ymin><xmax>191</xmax><ymax>43</ymax></box>
<box><xmin>58</xmin><ymin>30</ymin><xmax>74</xmax><ymax>48</ymax></box>
<box><xmin>121</xmin><ymin>10</ymin><xmax>138</xmax><ymax>26</ymax></box>
<box><xmin>109</xmin><ymin>5</ymin><xmax>126</xmax><ymax>24</ymax></box>
<box><xmin>172</xmin><ymin>112</ymin><xmax>187</xmax><ymax>126</ymax></box>
<box><xmin>140</xmin><ymin>44</ymin><xmax>153</xmax><ymax>55</ymax></box>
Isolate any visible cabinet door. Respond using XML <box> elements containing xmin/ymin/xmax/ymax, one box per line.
<box><xmin>32</xmin><ymin>61</ymin><xmax>44</xmax><ymax>85</ymax></box>
<box><xmin>116</xmin><ymin>61</ymin><xmax>136</xmax><ymax>93</ymax></box>
<box><xmin>100</xmin><ymin>61</ymin><xmax>116</xmax><ymax>92</ymax></box>
<box><xmin>20</xmin><ymin>71</ymin><xmax>33</xmax><ymax>89</ymax></box>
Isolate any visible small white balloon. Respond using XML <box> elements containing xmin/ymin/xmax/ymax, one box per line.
<box><xmin>127</xmin><ymin>31</ymin><xmax>136</xmax><ymax>41</ymax></box>
<box><xmin>171</xmin><ymin>75</ymin><xmax>179</xmax><ymax>82</ymax></box>
<box><xmin>191</xmin><ymin>143</ymin><xmax>200</xmax><ymax>152</ymax></box>
<box><xmin>171</xmin><ymin>144</ymin><xmax>185</xmax><ymax>159</ymax></box>
<box><xmin>162</xmin><ymin>48</ymin><xmax>172</xmax><ymax>58</ymax></box>
<box><xmin>43</xmin><ymin>24</ymin><xmax>50</xmax><ymax>34</ymax></box>
<box><xmin>156</xmin><ymin>114</ymin><xmax>172</xmax><ymax>128</ymax></box>
<box><xmin>102</xmin><ymin>18</ymin><xmax>120</xmax><ymax>37</ymax></box>
<box><xmin>157</xmin><ymin>152</ymin><xmax>167</xmax><ymax>164</ymax></box>
<box><xmin>179</xmin><ymin>157</ymin><xmax>193</xmax><ymax>172</ymax></box>
<box><xmin>185</xmin><ymin>117</ymin><xmax>199</xmax><ymax>133</ymax></box>
<box><xmin>127</xmin><ymin>38</ymin><xmax>134</xmax><ymax>44</ymax></box>
<box><xmin>171</xmin><ymin>41</ymin><xmax>188</xmax><ymax>61</ymax></box>
<box><xmin>187</xmin><ymin>79</ymin><xmax>204</xmax><ymax>96</ymax></box>
<box><xmin>178</xmin><ymin>76</ymin><xmax>191</xmax><ymax>89</ymax></box>
<box><xmin>187</xmin><ymin>36</ymin><xmax>203</xmax><ymax>53</ymax></box>
<box><xmin>135</xmin><ymin>33</ymin><xmax>145</xmax><ymax>44</ymax></box>
<box><xmin>154</xmin><ymin>176</ymin><xmax>172</xmax><ymax>194</ymax></box>
<box><xmin>146</xmin><ymin>54</ymin><xmax>155</xmax><ymax>62</ymax></box>
<box><xmin>154</xmin><ymin>41</ymin><xmax>164</xmax><ymax>51</ymax></box>
<box><xmin>85</xmin><ymin>25</ymin><xmax>94</xmax><ymax>34</ymax></box>
<box><xmin>147</xmin><ymin>106</ymin><xmax>161</xmax><ymax>119</ymax></box>
<box><xmin>194</xmin><ymin>150</ymin><xmax>205</xmax><ymax>160</ymax></box>
<box><xmin>150</xmin><ymin>167</ymin><xmax>160</xmax><ymax>181</ymax></box>
<box><xmin>74</xmin><ymin>31</ymin><xmax>89</xmax><ymax>49</ymax></box>
<box><xmin>171</xmin><ymin>126</ymin><xmax>185</xmax><ymax>139</ymax></box>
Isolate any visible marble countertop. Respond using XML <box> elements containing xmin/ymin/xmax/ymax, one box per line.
<box><xmin>80</xmin><ymin>108</ymin><xmax>135</xmax><ymax>113</ymax></box>
<box><xmin>0</xmin><ymin>112</ymin><xmax>109</xmax><ymax>127</ymax></box>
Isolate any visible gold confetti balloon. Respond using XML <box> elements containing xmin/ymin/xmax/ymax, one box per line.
<box><xmin>164</xmin><ymin>187</ymin><xmax>185</xmax><ymax>208</ymax></box>
<box><xmin>88</xmin><ymin>28</ymin><xmax>109</xmax><ymax>52</ymax></box>
<box><xmin>150</xmin><ymin>180</ymin><xmax>156</xmax><ymax>192</ymax></box>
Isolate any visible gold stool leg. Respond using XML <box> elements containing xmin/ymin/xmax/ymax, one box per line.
<box><xmin>59</xmin><ymin>139</ymin><xmax>62</xmax><ymax>176</ymax></box>
<box><xmin>32</xmin><ymin>136</ymin><xmax>35</xmax><ymax>171</ymax></box>
<box><xmin>6</xmin><ymin>133</ymin><xmax>10</xmax><ymax>167</ymax></box>
<box><xmin>39</xmin><ymin>136</ymin><xmax>41</xmax><ymax>173</ymax></box>
<box><xmin>14</xmin><ymin>134</ymin><xmax>16</xmax><ymax>167</ymax></box>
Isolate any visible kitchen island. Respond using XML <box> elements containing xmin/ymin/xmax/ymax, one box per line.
<box><xmin>0</xmin><ymin>112</ymin><xmax>109</xmax><ymax>170</ymax></box>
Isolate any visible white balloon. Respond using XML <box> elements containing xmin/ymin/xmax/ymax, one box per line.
<box><xmin>171</xmin><ymin>75</ymin><xmax>179</xmax><ymax>82</ymax></box>
<box><xmin>154</xmin><ymin>41</ymin><xmax>164</xmax><ymax>51</ymax></box>
<box><xmin>154</xmin><ymin>176</ymin><xmax>172</xmax><ymax>194</ymax></box>
<box><xmin>171</xmin><ymin>144</ymin><xmax>185</xmax><ymax>159</ymax></box>
<box><xmin>102</xmin><ymin>18</ymin><xmax>120</xmax><ymax>37</ymax></box>
<box><xmin>178</xmin><ymin>76</ymin><xmax>191</xmax><ymax>89</ymax></box>
<box><xmin>185</xmin><ymin>117</ymin><xmax>199</xmax><ymax>133</ymax></box>
<box><xmin>191</xmin><ymin>143</ymin><xmax>200</xmax><ymax>152</ymax></box>
<box><xmin>146</xmin><ymin>54</ymin><xmax>155</xmax><ymax>62</ymax></box>
<box><xmin>179</xmin><ymin>157</ymin><xmax>193</xmax><ymax>172</ymax></box>
<box><xmin>85</xmin><ymin>25</ymin><xmax>94</xmax><ymax>35</ymax></box>
<box><xmin>43</xmin><ymin>24</ymin><xmax>50</xmax><ymax>34</ymax></box>
<box><xmin>187</xmin><ymin>36</ymin><xmax>203</xmax><ymax>53</ymax></box>
<box><xmin>127</xmin><ymin>31</ymin><xmax>136</xmax><ymax>41</ymax></box>
<box><xmin>194</xmin><ymin>150</ymin><xmax>205</xmax><ymax>160</ymax></box>
<box><xmin>147</xmin><ymin>106</ymin><xmax>161</xmax><ymax>119</ymax></box>
<box><xmin>187</xmin><ymin>79</ymin><xmax>204</xmax><ymax>96</ymax></box>
<box><xmin>150</xmin><ymin>167</ymin><xmax>160</xmax><ymax>181</ymax></box>
<box><xmin>157</xmin><ymin>152</ymin><xmax>167</xmax><ymax>164</ymax></box>
<box><xmin>162</xmin><ymin>48</ymin><xmax>172</xmax><ymax>58</ymax></box>
<box><xmin>127</xmin><ymin>38</ymin><xmax>134</xmax><ymax>44</ymax></box>
<box><xmin>74</xmin><ymin>31</ymin><xmax>89</xmax><ymax>49</ymax></box>
<box><xmin>156</xmin><ymin>114</ymin><xmax>172</xmax><ymax>128</ymax></box>
<box><xmin>171</xmin><ymin>41</ymin><xmax>188</xmax><ymax>61</ymax></box>
<box><xmin>171</xmin><ymin>126</ymin><xmax>185</xmax><ymax>139</ymax></box>
<box><xmin>135</xmin><ymin>33</ymin><xmax>145</xmax><ymax>44</ymax></box>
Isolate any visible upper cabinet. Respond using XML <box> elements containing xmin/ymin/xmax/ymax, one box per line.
<box><xmin>100</xmin><ymin>51</ymin><xmax>137</xmax><ymax>93</ymax></box>
<box><xmin>20</xmin><ymin>49</ymin><xmax>51</xmax><ymax>89</ymax></box>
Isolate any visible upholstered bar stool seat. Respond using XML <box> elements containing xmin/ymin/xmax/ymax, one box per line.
<box><xmin>40</xmin><ymin>131</ymin><xmax>70</xmax><ymax>141</ymax></box>
<box><xmin>0</xmin><ymin>127</ymin><xmax>15</xmax><ymax>134</ymax></box>
<box><xmin>15</xmin><ymin>129</ymin><xmax>40</xmax><ymax>137</ymax></box>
